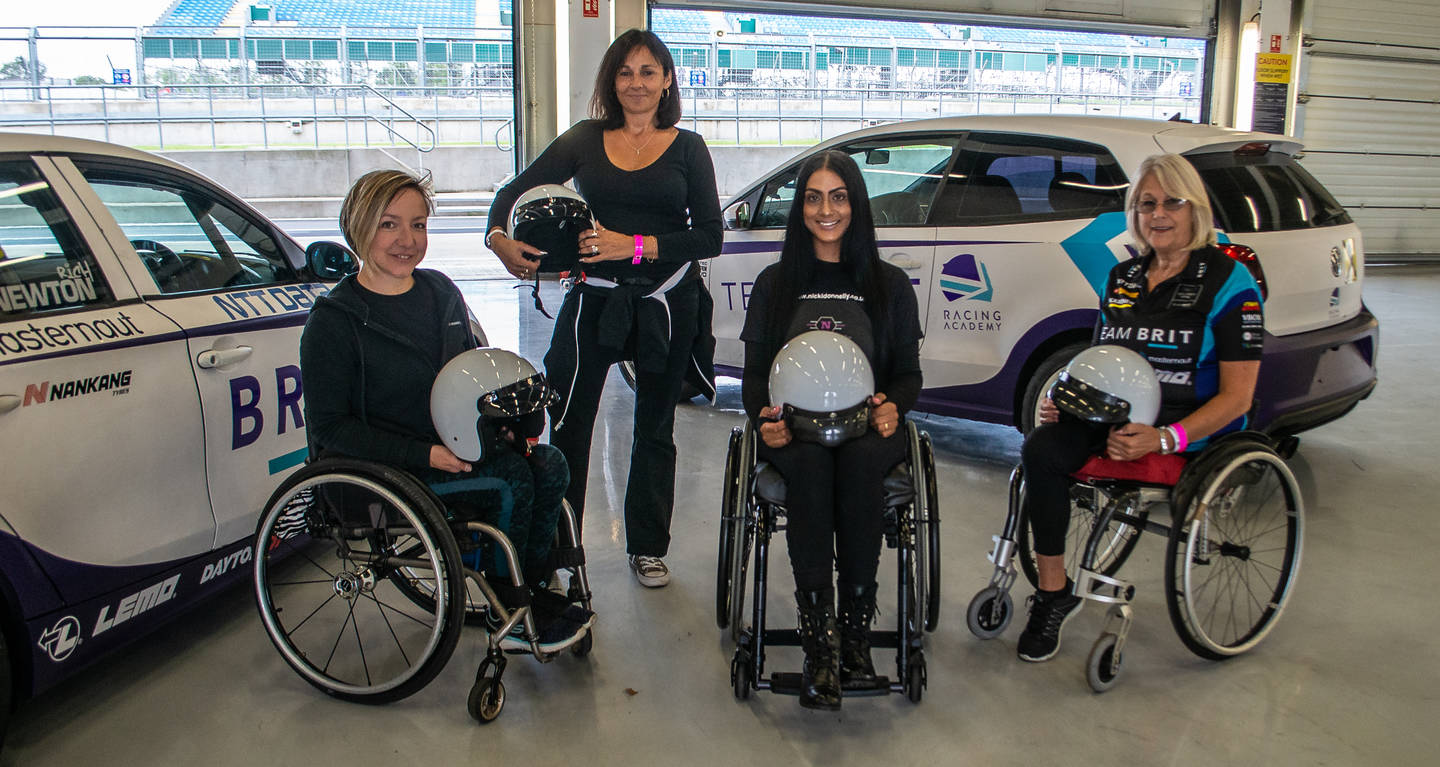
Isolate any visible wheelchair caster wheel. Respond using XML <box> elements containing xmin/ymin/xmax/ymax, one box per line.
<box><xmin>731</xmin><ymin>652</ymin><xmax>752</xmax><ymax>700</ymax></box>
<box><xmin>965</xmin><ymin>586</ymin><xmax>1013</xmax><ymax>640</ymax></box>
<box><xmin>1086</xmin><ymin>633</ymin><xmax>1122</xmax><ymax>693</ymax></box>
<box><xmin>904</xmin><ymin>655</ymin><xmax>926</xmax><ymax>703</ymax></box>
<box><xmin>468</xmin><ymin>678</ymin><xmax>505</xmax><ymax>723</ymax></box>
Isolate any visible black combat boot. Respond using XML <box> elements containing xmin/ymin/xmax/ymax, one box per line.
<box><xmin>795</xmin><ymin>588</ymin><xmax>842</xmax><ymax>710</ymax></box>
<box><xmin>837</xmin><ymin>582</ymin><xmax>878</xmax><ymax>688</ymax></box>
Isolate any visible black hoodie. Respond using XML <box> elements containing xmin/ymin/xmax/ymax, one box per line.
<box><xmin>300</xmin><ymin>269</ymin><xmax>475</xmax><ymax>471</ymax></box>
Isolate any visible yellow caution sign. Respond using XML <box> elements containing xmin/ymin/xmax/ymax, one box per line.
<box><xmin>1256</xmin><ymin>53</ymin><xmax>1292</xmax><ymax>84</ymax></box>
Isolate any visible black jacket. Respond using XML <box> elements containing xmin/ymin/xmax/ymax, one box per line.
<box><xmin>300</xmin><ymin>269</ymin><xmax>476</xmax><ymax>471</ymax></box>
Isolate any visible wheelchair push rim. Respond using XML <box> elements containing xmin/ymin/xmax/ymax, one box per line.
<box><xmin>1164</xmin><ymin>448</ymin><xmax>1303</xmax><ymax>659</ymax></box>
<box><xmin>253</xmin><ymin>462</ymin><xmax>466</xmax><ymax>703</ymax></box>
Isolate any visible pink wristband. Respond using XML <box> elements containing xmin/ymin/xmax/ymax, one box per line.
<box><xmin>1170</xmin><ymin>423</ymin><xmax>1188</xmax><ymax>453</ymax></box>
<box><xmin>632</xmin><ymin>234</ymin><xmax>644</xmax><ymax>265</ymax></box>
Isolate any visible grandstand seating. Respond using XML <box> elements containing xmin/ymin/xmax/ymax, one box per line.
<box><xmin>157</xmin><ymin>0</ymin><xmax>476</xmax><ymax>29</ymax></box>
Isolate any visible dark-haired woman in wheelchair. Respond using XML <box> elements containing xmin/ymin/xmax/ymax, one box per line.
<box><xmin>1018</xmin><ymin>153</ymin><xmax>1264</xmax><ymax>663</ymax></box>
<box><xmin>299</xmin><ymin>168</ymin><xmax>591</xmax><ymax>647</ymax></box>
<box><xmin>740</xmin><ymin>150</ymin><xmax>923</xmax><ymax>710</ymax></box>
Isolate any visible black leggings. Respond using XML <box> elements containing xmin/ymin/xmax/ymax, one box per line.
<box><xmin>758</xmin><ymin>429</ymin><xmax>908</xmax><ymax>592</ymax></box>
<box><xmin>1021</xmin><ymin>418</ymin><xmax>1110</xmax><ymax>557</ymax></box>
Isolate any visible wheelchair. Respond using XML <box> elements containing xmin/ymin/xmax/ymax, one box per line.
<box><xmin>966</xmin><ymin>430</ymin><xmax>1303</xmax><ymax>692</ymax></box>
<box><xmin>252</xmin><ymin>456</ymin><xmax>595</xmax><ymax>723</ymax></box>
<box><xmin>717</xmin><ymin>420</ymin><xmax>942</xmax><ymax>703</ymax></box>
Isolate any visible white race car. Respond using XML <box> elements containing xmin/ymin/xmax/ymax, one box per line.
<box><xmin>707</xmin><ymin>115</ymin><xmax>1377</xmax><ymax>434</ymax></box>
<box><xmin>0</xmin><ymin>133</ymin><xmax>360</xmax><ymax>745</ymax></box>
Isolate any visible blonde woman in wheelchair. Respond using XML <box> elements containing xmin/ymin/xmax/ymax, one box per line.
<box><xmin>299</xmin><ymin>169</ymin><xmax>591</xmax><ymax>643</ymax></box>
<box><xmin>1016</xmin><ymin>153</ymin><xmax>1264</xmax><ymax>662</ymax></box>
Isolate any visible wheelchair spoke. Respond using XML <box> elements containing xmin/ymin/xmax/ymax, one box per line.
<box><xmin>283</xmin><ymin>592</ymin><xmax>340</xmax><ymax>638</ymax></box>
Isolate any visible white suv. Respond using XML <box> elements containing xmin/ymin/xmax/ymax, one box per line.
<box><xmin>708</xmin><ymin>116</ymin><xmax>1377</xmax><ymax>434</ymax></box>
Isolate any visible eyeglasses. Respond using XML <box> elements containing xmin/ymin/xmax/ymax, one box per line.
<box><xmin>1133</xmin><ymin>197</ymin><xmax>1190</xmax><ymax>214</ymax></box>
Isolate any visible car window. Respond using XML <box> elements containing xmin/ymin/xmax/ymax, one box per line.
<box><xmin>749</xmin><ymin>137</ymin><xmax>959</xmax><ymax>229</ymax></box>
<box><xmin>0</xmin><ymin>160</ymin><xmax>115</xmax><ymax>318</ymax></box>
<box><xmin>931</xmin><ymin>132</ymin><xmax>1128</xmax><ymax>226</ymax></box>
<box><xmin>76</xmin><ymin>165</ymin><xmax>298</xmax><ymax>294</ymax></box>
<box><xmin>1187</xmin><ymin>152</ymin><xmax>1353</xmax><ymax>233</ymax></box>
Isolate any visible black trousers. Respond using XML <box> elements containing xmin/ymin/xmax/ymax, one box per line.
<box><xmin>1020</xmin><ymin>418</ymin><xmax>1110</xmax><ymax>557</ymax></box>
<box><xmin>758</xmin><ymin>429</ymin><xmax>908</xmax><ymax>593</ymax></box>
<box><xmin>544</xmin><ymin>280</ymin><xmax>700</xmax><ymax>557</ymax></box>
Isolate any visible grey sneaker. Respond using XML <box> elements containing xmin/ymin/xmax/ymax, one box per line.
<box><xmin>1017</xmin><ymin>589</ymin><xmax>1083</xmax><ymax>662</ymax></box>
<box><xmin>629</xmin><ymin>555</ymin><xmax>670</xmax><ymax>588</ymax></box>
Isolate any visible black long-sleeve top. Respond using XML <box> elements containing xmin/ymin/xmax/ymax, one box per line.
<box><xmin>486</xmin><ymin>120</ymin><xmax>723</xmax><ymax>280</ymax></box>
<box><xmin>740</xmin><ymin>260</ymin><xmax>924</xmax><ymax>422</ymax></box>
<box><xmin>300</xmin><ymin>269</ymin><xmax>476</xmax><ymax>471</ymax></box>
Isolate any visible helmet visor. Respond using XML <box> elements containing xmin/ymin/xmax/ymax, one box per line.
<box><xmin>1049</xmin><ymin>371</ymin><xmax>1132</xmax><ymax>424</ymax></box>
<box><xmin>477</xmin><ymin>373</ymin><xmax>559</xmax><ymax>419</ymax></box>
<box><xmin>784</xmin><ymin>403</ymin><xmax>872</xmax><ymax>447</ymax></box>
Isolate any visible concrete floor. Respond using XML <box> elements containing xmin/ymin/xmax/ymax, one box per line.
<box><xmin>5</xmin><ymin>264</ymin><xmax>1437</xmax><ymax>766</ymax></box>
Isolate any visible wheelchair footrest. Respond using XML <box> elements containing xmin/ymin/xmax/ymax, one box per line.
<box><xmin>768</xmin><ymin>673</ymin><xmax>893</xmax><ymax>697</ymax></box>
<box><xmin>762</xmin><ymin>628</ymin><xmax>903</xmax><ymax>649</ymax></box>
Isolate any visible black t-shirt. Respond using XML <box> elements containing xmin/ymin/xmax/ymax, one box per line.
<box><xmin>486</xmin><ymin>120</ymin><xmax>723</xmax><ymax>281</ymax></box>
<box><xmin>741</xmin><ymin>260</ymin><xmax>923</xmax><ymax>421</ymax></box>
<box><xmin>1094</xmin><ymin>245</ymin><xmax>1264</xmax><ymax>439</ymax></box>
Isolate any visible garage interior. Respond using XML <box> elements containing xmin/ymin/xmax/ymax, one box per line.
<box><xmin>4</xmin><ymin>0</ymin><xmax>1439</xmax><ymax>764</ymax></box>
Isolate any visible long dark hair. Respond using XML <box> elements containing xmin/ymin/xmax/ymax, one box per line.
<box><xmin>589</xmin><ymin>29</ymin><xmax>681</xmax><ymax>129</ymax></box>
<box><xmin>765</xmin><ymin>150</ymin><xmax>889</xmax><ymax>339</ymax></box>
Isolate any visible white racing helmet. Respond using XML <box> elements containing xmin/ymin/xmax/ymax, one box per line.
<box><xmin>431</xmin><ymin>348</ymin><xmax>558</xmax><ymax>461</ymax></box>
<box><xmin>1048</xmin><ymin>345</ymin><xmax>1161</xmax><ymax>425</ymax></box>
<box><xmin>769</xmin><ymin>330</ymin><xmax>875</xmax><ymax>446</ymax></box>
<box><xmin>510</xmin><ymin>184</ymin><xmax>595</xmax><ymax>273</ymax></box>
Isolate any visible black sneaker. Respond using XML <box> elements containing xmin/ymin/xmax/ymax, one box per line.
<box><xmin>1017</xmin><ymin>589</ymin><xmax>1083</xmax><ymax>662</ymax></box>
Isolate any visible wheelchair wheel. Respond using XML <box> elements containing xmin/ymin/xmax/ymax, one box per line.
<box><xmin>253</xmin><ymin>458</ymin><xmax>466</xmax><ymax>704</ymax></box>
<box><xmin>965</xmin><ymin>586</ymin><xmax>1013</xmax><ymax>640</ymax></box>
<box><xmin>1016</xmin><ymin>480</ymin><xmax>1144</xmax><ymax>589</ymax></box>
<box><xmin>1164</xmin><ymin>446</ymin><xmax>1303</xmax><ymax>660</ymax></box>
<box><xmin>1086</xmin><ymin>633</ymin><xmax>1122</xmax><ymax>693</ymax></box>
<box><xmin>716</xmin><ymin>428</ymin><xmax>744</xmax><ymax>630</ymax></box>
<box><xmin>912</xmin><ymin>428</ymin><xmax>942</xmax><ymax>633</ymax></box>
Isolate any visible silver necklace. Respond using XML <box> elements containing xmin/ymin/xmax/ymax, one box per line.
<box><xmin>620</xmin><ymin>128</ymin><xmax>657</xmax><ymax>157</ymax></box>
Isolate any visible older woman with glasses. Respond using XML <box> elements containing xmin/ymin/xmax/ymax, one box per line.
<box><xmin>1012</xmin><ymin>153</ymin><xmax>1265</xmax><ymax>664</ymax></box>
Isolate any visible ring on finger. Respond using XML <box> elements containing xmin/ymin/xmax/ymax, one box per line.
<box><xmin>591</xmin><ymin>244</ymin><xmax>599</xmax><ymax>254</ymax></box>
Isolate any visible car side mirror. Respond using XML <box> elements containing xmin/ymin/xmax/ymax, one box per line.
<box><xmin>306</xmin><ymin>241</ymin><xmax>357</xmax><ymax>281</ymax></box>
<box><xmin>865</xmin><ymin>148</ymin><xmax>890</xmax><ymax>165</ymax></box>
<box><xmin>725</xmin><ymin>200</ymin><xmax>751</xmax><ymax>230</ymax></box>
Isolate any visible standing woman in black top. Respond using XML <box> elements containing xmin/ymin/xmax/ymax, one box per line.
<box><xmin>485</xmin><ymin>29</ymin><xmax>723</xmax><ymax>588</ymax></box>
<box><xmin>740</xmin><ymin>150</ymin><xmax>923</xmax><ymax>710</ymax></box>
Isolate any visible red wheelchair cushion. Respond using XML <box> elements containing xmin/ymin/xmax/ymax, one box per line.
<box><xmin>1072</xmin><ymin>452</ymin><xmax>1188</xmax><ymax>486</ymax></box>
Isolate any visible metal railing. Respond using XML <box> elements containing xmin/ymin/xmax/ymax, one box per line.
<box><xmin>0</xmin><ymin>83</ymin><xmax>512</xmax><ymax>150</ymax></box>
<box><xmin>0</xmin><ymin>82</ymin><xmax>1198</xmax><ymax>150</ymax></box>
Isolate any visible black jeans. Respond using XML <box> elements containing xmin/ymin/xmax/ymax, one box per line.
<box><xmin>758</xmin><ymin>429</ymin><xmax>908</xmax><ymax>592</ymax></box>
<box><xmin>1020</xmin><ymin>418</ymin><xmax>1110</xmax><ymax>557</ymax></box>
<box><xmin>544</xmin><ymin>280</ymin><xmax>701</xmax><ymax>557</ymax></box>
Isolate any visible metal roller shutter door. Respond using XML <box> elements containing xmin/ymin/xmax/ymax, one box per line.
<box><xmin>1296</xmin><ymin>0</ymin><xmax>1440</xmax><ymax>259</ymax></box>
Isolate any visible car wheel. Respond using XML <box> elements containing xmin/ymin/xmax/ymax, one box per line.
<box><xmin>1019</xmin><ymin>342</ymin><xmax>1089</xmax><ymax>434</ymax></box>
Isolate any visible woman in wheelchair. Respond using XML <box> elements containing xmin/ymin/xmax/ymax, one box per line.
<box><xmin>1016</xmin><ymin>153</ymin><xmax>1264</xmax><ymax>663</ymax></box>
<box><xmin>739</xmin><ymin>150</ymin><xmax>923</xmax><ymax>710</ymax></box>
<box><xmin>299</xmin><ymin>169</ymin><xmax>591</xmax><ymax>645</ymax></box>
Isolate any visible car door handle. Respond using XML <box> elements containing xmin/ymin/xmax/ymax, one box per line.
<box><xmin>0</xmin><ymin>394</ymin><xmax>19</xmax><ymax>414</ymax></box>
<box><xmin>884</xmin><ymin>254</ymin><xmax>924</xmax><ymax>270</ymax></box>
<box><xmin>197</xmin><ymin>345</ymin><xmax>254</xmax><ymax>369</ymax></box>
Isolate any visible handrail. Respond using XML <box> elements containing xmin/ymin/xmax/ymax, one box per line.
<box><xmin>357</xmin><ymin>84</ymin><xmax>436</xmax><ymax>153</ymax></box>
<box><xmin>493</xmin><ymin>117</ymin><xmax>514</xmax><ymax>152</ymax></box>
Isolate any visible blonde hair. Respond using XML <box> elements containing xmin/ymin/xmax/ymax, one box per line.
<box><xmin>1125</xmin><ymin>153</ymin><xmax>1216</xmax><ymax>255</ymax></box>
<box><xmin>338</xmin><ymin>169</ymin><xmax>435</xmax><ymax>259</ymax></box>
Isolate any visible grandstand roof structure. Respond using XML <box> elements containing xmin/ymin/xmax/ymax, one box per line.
<box><xmin>154</xmin><ymin>0</ymin><xmax>481</xmax><ymax>29</ymax></box>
